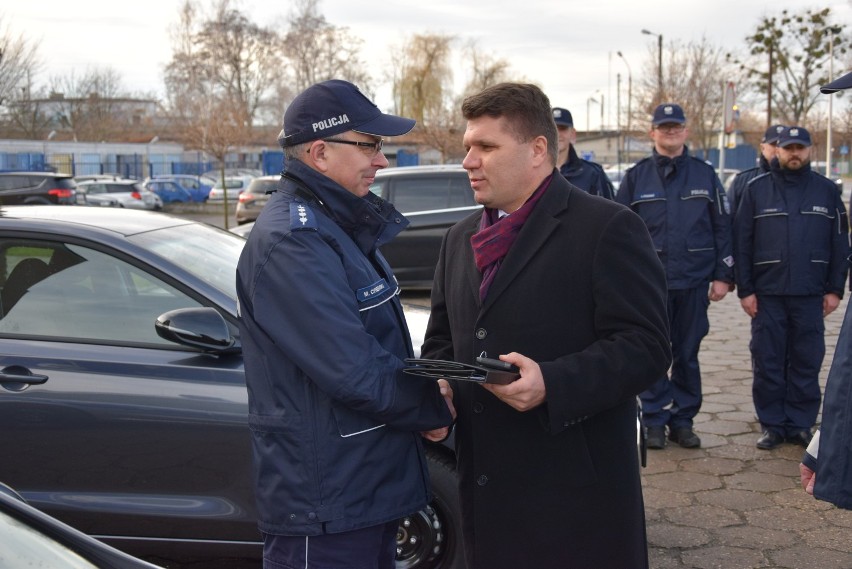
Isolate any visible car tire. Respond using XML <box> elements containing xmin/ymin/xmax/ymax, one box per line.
<box><xmin>396</xmin><ymin>450</ymin><xmax>465</xmax><ymax>569</ymax></box>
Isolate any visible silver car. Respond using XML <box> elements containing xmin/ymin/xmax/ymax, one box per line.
<box><xmin>76</xmin><ymin>180</ymin><xmax>163</xmax><ymax>210</ymax></box>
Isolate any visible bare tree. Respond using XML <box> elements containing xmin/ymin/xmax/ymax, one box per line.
<box><xmin>460</xmin><ymin>40</ymin><xmax>517</xmax><ymax>98</ymax></box>
<box><xmin>38</xmin><ymin>67</ymin><xmax>142</xmax><ymax>141</ymax></box>
<box><xmin>283</xmin><ymin>0</ymin><xmax>372</xmax><ymax>96</ymax></box>
<box><xmin>0</xmin><ymin>15</ymin><xmax>40</xmax><ymax>107</ymax></box>
<box><xmin>729</xmin><ymin>7</ymin><xmax>848</xmax><ymax>125</ymax></box>
<box><xmin>632</xmin><ymin>37</ymin><xmax>740</xmax><ymax>154</ymax></box>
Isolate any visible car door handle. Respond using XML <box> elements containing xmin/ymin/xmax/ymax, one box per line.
<box><xmin>0</xmin><ymin>365</ymin><xmax>49</xmax><ymax>389</ymax></box>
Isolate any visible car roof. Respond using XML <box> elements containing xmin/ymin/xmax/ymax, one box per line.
<box><xmin>375</xmin><ymin>165</ymin><xmax>466</xmax><ymax>178</ymax></box>
<box><xmin>0</xmin><ymin>171</ymin><xmax>73</xmax><ymax>178</ymax></box>
<box><xmin>77</xmin><ymin>179</ymin><xmax>139</xmax><ymax>185</ymax></box>
<box><xmin>0</xmin><ymin>205</ymin><xmax>192</xmax><ymax>237</ymax></box>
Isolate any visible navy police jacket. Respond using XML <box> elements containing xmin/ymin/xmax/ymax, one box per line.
<box><xmin>559</xmin><ymin>145</ymin><xmax>615</xmax><ymax>200</ymax></box>
<box><xmin>733</xmin><ymin>162</ymin><xmax>849</xmax><ymax>298</ymax></box>
<box><xmin>236</xmin><ymin>159</ymin><xmax>452</xmax><ymax>536</ymax></box>
<box><xmin>727</xmin><ymin>154</ymin><xmax>771</xmax><ymax>214</ymax></box>
<box><xmin>615</xmin><ymin>147</ymin><xmax>733</xmax><ymax>289</ymax></box>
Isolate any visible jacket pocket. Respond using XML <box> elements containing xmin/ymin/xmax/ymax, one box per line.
<box><xmin>810</xmin><ymin>249</ymin><xmax>830</xmax><ymax>264</ymax></box>
<box><xmin>754</xmin><ymin>250</ymin><xmax>781</xmax><ymax>266</ymax></box>
<box><xmin>331</xmin><ymin>404</ymin><xmax>386</xmax><ymax>438</ymax></box>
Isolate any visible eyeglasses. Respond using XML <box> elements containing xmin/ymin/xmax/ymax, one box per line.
<box><xmin>654</xmin><ymin>124</ymin><xmax>686</xmax><ymax>133</ymax></box>
<box><xmin>322</xmin><ymin>138</ymin><xmax>384</xmax><ymax>156</ymax></box>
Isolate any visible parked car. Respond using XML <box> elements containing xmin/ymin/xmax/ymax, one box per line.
<box><xmin>76</xmin><ymin>179</ymin><xmax>163</xmax><ymax>210</ymax></box>
<box><xmin>0</xmin><ymin>171</ymin><xmax>77</xmax><ymax>205</ymax></box>
<box><xmin>208</xmin><ymin>176</ymin><xmax>254</xmax><ymax>202</ymax></box>
<box><xmin>235</xmin><ymin>175</ymin><xmax>278</xmax><ymax>224</ymax></box>
<box><xmin>0</xmin><ymin>481</ymin><xmax>160</xmax><ymax>568</ymax></box>
<box><xmin>74</xmin><ymin>173</ymin><xmax>131</xmax><ymax>184</ymax></box>
<box><xmin>143</xmin><ymin>179</ymin><xmax>194</xmax><ymax>204</ymax></box>
<box><xmin>144</xmin><ymin>175</ymin><xmax>212</xmax><ymax>202</ymax></box>
<box><xmin>233</xmin><ymin>165</ymin><xmax>478</xmax><ymax>289</ymax></box>
<box><xmin>0</xmin><ymin>206</ymin><xmax>463</xmax><ymax>569</ymax></box>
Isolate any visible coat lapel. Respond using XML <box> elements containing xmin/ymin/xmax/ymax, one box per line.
<box><xmin>480</xmin><ymin>178</ymin><xmax>571</xmax><ymax>313</ymax></box>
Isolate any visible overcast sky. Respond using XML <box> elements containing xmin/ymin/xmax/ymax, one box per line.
<box><xmin>4</xmin><ymin>0</ymin><xmax>851</xmax><ymax>132</ymax></box>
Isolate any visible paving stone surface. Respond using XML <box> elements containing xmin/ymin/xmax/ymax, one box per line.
<box><xmin>643</xmin><ymin>294</ymin><xmax>852</xmax><ymax>568</ymax></box>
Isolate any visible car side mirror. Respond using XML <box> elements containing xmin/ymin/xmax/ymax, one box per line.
<box><xmin>155</xmin><ymin>307</ymin><xmax>240</xmax><ymax>355</ymax></box>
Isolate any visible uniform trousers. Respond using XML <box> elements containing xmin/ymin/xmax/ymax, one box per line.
<box><xmin>641</xmin><ymin>286</ymin><xmax>709</xmax><ymax>429</ymax></box>
<box><xmin>751</xmin><ymin>294</ymin><xmax>824</xmax><ymax>436</ymax></box>
<box><xmin>262</xmin><ymin>521</ymin><xmax>398</xmax><ymax>569</ymax></box>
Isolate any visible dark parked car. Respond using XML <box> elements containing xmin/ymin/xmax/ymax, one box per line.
<box><xmin>0</xmin><ymin>206</ymin><xmax>463</xmax><ymax>569</ymax></box>
<box><xmin>0</xmin><ymin>171</ymin><xmax>77</xmax><ymax>205</ymax></box>
<box><xmin>370</xmin><ymin>165</ymin><xmax>478</xmax><ymax>289</ymax></box>
<box><xmin>0</xmin><ymin>482</ymin><xmax>160</xmax><ymax>568</ymax></box>
<box><xmin>232</xmin><ymin>165</ymin><xmax>479</xmax><ymax>289</ymax></box>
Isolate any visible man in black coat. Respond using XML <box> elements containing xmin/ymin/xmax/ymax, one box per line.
<box><xmin>421</xmin><ymin>83</ymin><xmax>671</xmax><ymax>569</ymax></box>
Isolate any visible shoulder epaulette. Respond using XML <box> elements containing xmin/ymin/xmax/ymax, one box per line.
<box><xmin>290</xmin><ymin>201</ymin><xmax>318</xmax><ymax>231</ymax></box>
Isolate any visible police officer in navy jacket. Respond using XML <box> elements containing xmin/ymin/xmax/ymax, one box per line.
<box><xmin>553</xmin><ymin>107</ymin><xmax>615</xmax><ymax>199</ymax></box>
<box><xmin>616</xmin><ymin>103</ymin><xmax>733</xmax><ymax>450</ymax></box>
<box><xmin>237</xmin><ymin>80</ymin><xmax>454</xmax><ymax>569</ymax></box>
<box><xmin>734</xmin><ymin>126</ymin><xmax>849</xmax><ymax>450</ymax></box>
<box><xmin>728</xmin><ymin>124</ymin><xmax>785</xmax><ymax>214</ymax></box>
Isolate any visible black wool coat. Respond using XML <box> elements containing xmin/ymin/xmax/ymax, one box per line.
<box><xmin>422</xmin><ymin>172</ymin><xmax>671</xmax><ymax>569</ymax></box>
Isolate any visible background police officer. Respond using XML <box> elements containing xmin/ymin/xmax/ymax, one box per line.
<box><xmin>727</xmin><ymin>124</ymin><xmax>785</xmax><ymax>214</ymax></box>
<box><xmin>734</xmin><ymin>126</ymin><xmax>849</xmax><ymax>451</ymax></box>
<box><xmin>553</xmin><ymin>107</ymin><xmax>615</xmax><ymax>199</ymax></box>
<box><xmin>616</xmin><ymin>103</ymin><xmax>733</xmax><ymax>450</ymax></box>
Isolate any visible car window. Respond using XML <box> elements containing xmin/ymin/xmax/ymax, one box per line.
<box><xmin>390</xmin><ymin>174</ymin><xmax>472</xmax><ymax>213</ymax></box>
<box><xmin>0</xmin><ymin>508</ymin><xmax>98</xmax><ymax>569</ymax></box>
<box><xmin>106</xmin><ymin>183</ymin><xmax>143</xmax><ymax>193</ymax></box>
<box><xmin>83</xmin><ymin>184</ymin><xmax>106</xmax><ymax>195</ymax></box>
<box><xmin>0</xmin><ymin>176</ymin><xmax>32</xmax><ymax>191</ymax></box>
<box><xmin>0</xmin><ymin>240</ymin><xmax>202</xmax><ymax>345</ymax></box>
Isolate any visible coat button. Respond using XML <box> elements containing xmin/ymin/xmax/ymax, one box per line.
<box><xmin>477</xmin><ymin>475</ymin><xmax>488</xmax><ymax>486</ymax></box>
<box><xmin>473</xmin><ymin>402</ymin><xmax>484</xmax><ymax>413</ymax></box>
<box><xmin>307</xmin><ymin>512</ymin><xmax>317</xmax><ymax>521</ymax></box>
<box><xmin>475</xmin><ymin>328</ymin><xmax>487</xmax><ymax>339</ymax></box>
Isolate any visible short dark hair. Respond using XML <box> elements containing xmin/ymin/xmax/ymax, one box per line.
<box><xmin>461</xmin><ymin>83</ymin><xmax>557</xmax><ymax>166</ymax></box>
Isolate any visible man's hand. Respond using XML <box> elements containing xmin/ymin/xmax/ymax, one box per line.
<box><xmin>481</xmin><ymin>352</ymin><xmax>545</xmax><ymax>412</ymax></box>
<box><xmin>823</xmin><ymin>293</ymin><xmax>841</xmax><ymax>317</ymax></box>
<box><xmin>799</xmin><ymin>463</ymin><xmax>816</xmax><ymax>496</ymax></box>
<box><xmin>709</xmin><ymin>280</ymin><xmax>729</xmax><ymax>302</ymax></box>
<box><xmin>421</xmin><ymin>379</ymin><xmax>456</xmax><ymax>442</ymax></box>
<box><xmin>740</xmin><ymin>294</ymin><xmax>758</xmax><ymax>318</ymax></box>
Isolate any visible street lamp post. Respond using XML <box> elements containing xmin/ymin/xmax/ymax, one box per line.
<box><xmin>641</xmin><ymin>29</ymin><xmax>663</xmax><ymax>103</ymax></box>
<box><xmin>43</xmin><ymin>130</ymin><xmax>56</xmax><ymax>171</ymax></box>
<box><xmin>586</xmin><ymin>94</ymin><xmax>601</xmax><ymax>133</ymax></box>
<box><xmin>617</xmin><ymin>51</ymin><xmax>633</xmax><ymax>163</ymax></box>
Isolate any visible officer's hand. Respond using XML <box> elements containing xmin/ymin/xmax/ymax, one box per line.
<box><xmin>740</xmin><ymin>294</ymin><xmax>758</xmax><ymax>318</ymax></box>
<box><xmin>481</xmin><ymin>352</ymin><xmax>545</xmax><ymax>412</ymax></box>
<box><xmin>799</xmin><ymin>463</ymin><xmax>816</xmax><ymax>496</ymax></box>
<box><xmin>823</xmin><ymin>293</ymin><xmax>841</xmax><ymax>317</ymax></box>
<box><xmin>421</xmin><ymin>379</ymin><xmax>456</xmax><ymax>442</ymax></box>
<box><xmin>709</xmin><ymin>280</ymin><xmax>729</xmax><ymax>302</ymax></box>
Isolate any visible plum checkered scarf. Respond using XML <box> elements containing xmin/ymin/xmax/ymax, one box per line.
<box><xmin>471</xmin><ymin>174</ymin><xmax>552</xmax><ymax>301</ymax></box>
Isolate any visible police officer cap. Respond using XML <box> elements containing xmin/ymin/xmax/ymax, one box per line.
<box><xmin>821</xmin><ymin>70</ymin><xmax>852</xmax><ymax>94</ymax></box>
<box><xmin>278</xmin><ymin>79</ymin><xmax>415</xmax><ymax>147</ymax></box>
<box><xmin>762</xmin><ymin>124</ymin><xmax>786</xmax><ymax>144</ymax></box>
<box><xmin>777</xmin><ymin>126</ymin><xmax>812</xmax><ymax>148</ymax></box>
<box><xmin>651</xmin><ymin>103</ymin><xmax>686</xmax><ymax>126</ymax></box>
<box><xmin>552</xmin><ymin>107</ymin><xmax>574</xmax><ymax>127</ymax></box>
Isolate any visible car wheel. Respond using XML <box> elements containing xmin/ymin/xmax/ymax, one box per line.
<box><xmin>396</xmin><ymin>450</ymin><xmax>465</xmax><ymax>569</ymax></box>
